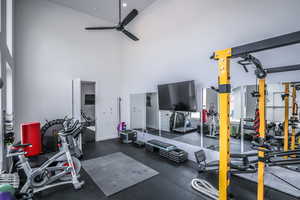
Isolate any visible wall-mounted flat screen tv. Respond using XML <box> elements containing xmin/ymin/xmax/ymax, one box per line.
<box><xmin>85</xmin><ymin>94</ymin><xmax>95</xmax><ymax>105</ymax></box>
<box><xmin>158</xmin><ymin>80</ymin><xmax>197</xmax><ymax>112</ymax></box>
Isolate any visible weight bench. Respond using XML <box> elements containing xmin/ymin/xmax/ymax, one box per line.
<box><xmin>145</xmin><ymin>139</ymin><xmax>177</xmax><ymax>152</ymax></box>
<box><xmin>194</xmin><ymin>150</ymin><xmax>257</xmax><ymax>174</ymax></box>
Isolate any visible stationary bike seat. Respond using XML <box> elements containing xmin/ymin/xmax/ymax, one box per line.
<box><xmin>9</xmin><ymin>144</ymin><xmax>31</xmax><ymax>154</ymax></box>
<box><xmin>9</xmin><ymin>148</ymin><xmax>23</xmax><ymax>154</ymax></box>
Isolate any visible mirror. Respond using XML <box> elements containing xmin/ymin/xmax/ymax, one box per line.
<box><xmin>234</xmin><ymin>85</ymin><xmax>257</xmax><ymax>153</ymax></box>
<box><xmin>202</xmin><ymin>88</ymin><xmax>219</xmax><ymax>151</ymax></box>
<box><xmin>235</xmin><ymin>83</ymin><xmax>300</xmax><ymax>153</ymax></box>
<box><xmin>129</xmin><ymin>83</ymin><xmax>298</xmax><ymax>154</ymax></box>
<box><xmin>146</xmin><ymin>93</ymin><xmax>159</xmax><ymax>134</ymax></box>
<box><xmin>80</xmin><ymin>81</ymin><xmax>96</xmax><ymax>145</ymax></box>
<box><xmin>201</xmin><ymin>85</ymin><xmax>257</xmax><ymax>153</ymax></box>
<box><xmin>130</xmin><ymin>82</ymin><xmax>299</xmax><ymax>156</ymax></box>
<box><xmin>130</xmin><ymin>93</ymin><xmax>146</xmax><ymax>131</ymax></box>
<box><xmin>129</xmin><ymin>86</ymin><xmax>249</xmax><ymax>154</ymax></box>
<box><xmin>130</xmin><ymin>91</ymin><xmax>202</xmax><ymax>148</ymax></box>
<box><xmin>266</xmin><ymin>84</ymin><xmax>286</xmax><ymax>123</ymax></box>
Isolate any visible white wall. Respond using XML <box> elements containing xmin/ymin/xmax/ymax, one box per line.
<box><xmin>14</xmin><ymin>0</ymin><xmax>121</xmax><ymax>141</ymax></box>
<box><xmin>120</xmin><ymin>0</ymin><xmax>300</xmax><ymax>126</ymax></box>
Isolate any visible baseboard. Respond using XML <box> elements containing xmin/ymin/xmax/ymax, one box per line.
<box><xmin>96</xmin><ymin>135</ymin><xmax>119</xmax><ymax>142</ymax></box>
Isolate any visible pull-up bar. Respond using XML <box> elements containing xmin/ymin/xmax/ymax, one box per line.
<box><xmin>231</xmin><ymin>31</ymin><xmax>300</xmax><ymax>58</ymax></box>
<box><xmin>265</xmin><ymin>64</ymin><xmax>300</xmax><ymax>74</ymax></box>
<box><xmin>289</xmin><ymin>81</ymin><xmax>300</xmax><ymax>85</ymax></box>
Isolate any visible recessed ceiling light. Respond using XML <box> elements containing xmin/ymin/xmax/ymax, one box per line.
<box><xmin>122</xmin><ymin>3</ymin><xmax>127</xmax><ymax>7</ymax></box>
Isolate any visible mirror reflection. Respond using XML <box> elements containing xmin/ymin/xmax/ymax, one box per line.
<box><xmin>130</xmin><ymin>81</ymin><xmax>202</xmax><ymax>148</ymax></box>
<box><xmin>129</xmin><ymin>82</ymin><xmax>299</xmax><ymax>154</ymax></box>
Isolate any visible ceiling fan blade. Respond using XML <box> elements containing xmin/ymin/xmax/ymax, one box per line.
<box><xmin>85</xmin><ymin>26</ymin><xmax>117</xmax><ymax>30</ymax></box>
<box><xmin>119</xmin><ymin>0</ymin><xmax>122</xmax><ymax>24</ymax></box>
<box><xmin>122</xmin><ymin>29</ymin><xmax>139</xmax><ymax>41</ymax></box>
<box><xmin>121</xmin><ymin>9</ymin><xmax>138</xmax><ymax>27</ymax></box>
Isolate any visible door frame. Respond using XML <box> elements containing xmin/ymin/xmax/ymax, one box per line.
<box><xmin>72</xmin><ymin>79</ymin><xmax>97</xmax><ymax>149</ymax></box>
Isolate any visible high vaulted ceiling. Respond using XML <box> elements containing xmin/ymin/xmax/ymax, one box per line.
<box><xmin>48</xmin><ymin>0</ymin><xmax>157</xmax><ymax>23</ymax></box>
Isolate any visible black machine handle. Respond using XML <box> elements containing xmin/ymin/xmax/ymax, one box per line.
<box><xmin>72</xmin><ymin>126</ymin><xmax>83</xmax><ymax>138</ymax></box>
<box><xmin>268</xmin><ymin>150</ymin><xmax>300</xmax><ymax>158</ymax></box>
<box><xmin>64</xmin><ymin>117</ymin><xmax>74</xmax><ymax>127</ymax></box>
<box><xmin>269</xmin><ymin>160</ymin><xmax>300</xmax><ymax>167</ymax></box>
<box><xmin>65</xmin><ymin>120</ymin><xmax>79</xmax><ymax>133</ymax></box>
<box><xmin>265</xmin><ymin>64</ymin><xmax>300</xmax><ymax>74</ymax></box>
<box><xmin>237</xmin><ymin>60</ymin><xmax>250</xmax><ymax>73</ymax></box>
<box><xmin>210</xmin><ymin>86</ymin><xmax>219</xmax><ymax>93</ymax></box>
<box><xmin>230</xmin><ymin>164</ymin><xmax>257</xmax><ymax>174</ymax></box>
<box><xmin>251</xmin><ymin>141</ymin><xmax>273</xmax><ymax>153</ymax></box>
<box><xmin>238</xmin><ymin>54</ymin><xmax>267</xmax><ymax>79</ymax></box>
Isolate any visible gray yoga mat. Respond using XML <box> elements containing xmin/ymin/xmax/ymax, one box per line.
<box><xmin>82</xmin><ymin>152</ymin><xmax>159</xmax><ymax>196</ymax></box>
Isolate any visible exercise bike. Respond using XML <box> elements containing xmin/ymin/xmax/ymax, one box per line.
<box><xmin>8</xmin><ymin>121</ymin><xmax>84</xmax><ymax>199</ymax></box>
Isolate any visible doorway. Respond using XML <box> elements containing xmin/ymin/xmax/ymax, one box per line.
<box><xmin>72</xmin><ymin>79</ymin><xmax>96</xmax><ymax>149</ymax></box>
<box><xmin>81</xmin><ymin>81</ymin><xmax>96</xmax><ymax>144</ymax></box>
<box><xmin>146</xmin><ymin>93</ymin><xmax>159</xmax><ymax>132</ymax></box>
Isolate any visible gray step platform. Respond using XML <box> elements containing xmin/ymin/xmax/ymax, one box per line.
<box><xmin>146</xmin><ymin>139</ymin><xmax>177</xmax><ymax>151</ymax></box>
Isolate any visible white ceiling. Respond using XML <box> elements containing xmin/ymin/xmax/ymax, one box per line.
<box><xmin>48</xmin><ymin>0</ymin><xmax>157</xmax><ymax>23</ymax></box>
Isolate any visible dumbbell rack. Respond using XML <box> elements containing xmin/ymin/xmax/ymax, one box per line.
<box><xmin>160</xmin><ymin>149</ymin><xmax>188</xmax><ymax>164</ymax></box>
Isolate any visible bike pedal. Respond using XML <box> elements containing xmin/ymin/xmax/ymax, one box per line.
<box><xmin>73</xmin><ymin>181</ymin><xmax>85</xmax><ymax>190</ymax></box>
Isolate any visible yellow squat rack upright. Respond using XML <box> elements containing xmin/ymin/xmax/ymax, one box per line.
<box><xmin>283</xmin><ymin>83</ymin><xmax>290</xmax><ymax>155</ymax></box>
<box><xmin>290</xmin><ymin>83</ymin><xmax>299</xmax><ymax>151</ymax></box>
<box><xmin>281</xmin><ymin>82</ymin><xmax>300</xmax><ymax>157</ymax></box>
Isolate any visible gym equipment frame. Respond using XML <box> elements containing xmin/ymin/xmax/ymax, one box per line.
<box><xmin>7</xmin><ymin>121</ymin><xmax>84</xmax><ymax>198</ymax></box>
<box><xmin>291</xmin><ymin>83</ymin><xmax>300</xmax><ymax>150</ymax></box>
<box><xmin>211</xmin><ymin>30</ymin><xmax>300</xmax><ymax>200</ymax></box>
<box><xmin>281</xmin><ymin>81</ymin><xmax>300</xmax><ymax>156</ymax></box>
<box><xmin>283</xmin><ymin>83</ymin><xmax>290</xmax><ymax>156</ymax></box>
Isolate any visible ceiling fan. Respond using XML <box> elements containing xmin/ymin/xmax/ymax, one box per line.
<box><xmin>85</xmin><ymin>0</ymin><xmax>139</xmax><ymax>41</ymax></box>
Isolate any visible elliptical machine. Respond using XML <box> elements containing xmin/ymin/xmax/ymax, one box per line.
<box><xmin>8</xmin><ymin>120</ymin><xmax>84</xmax><ymax>199</ymax></box>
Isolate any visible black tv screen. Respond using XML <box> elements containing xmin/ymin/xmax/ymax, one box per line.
<box><xmin>85</xmin><ymin>94</ymin><xmax>95</xmax><ymax>105</ymax></box>
<box><xmin>158</xmin><ymin>81</ymin><xmax>197</xmax><ymax>112</ymax></box>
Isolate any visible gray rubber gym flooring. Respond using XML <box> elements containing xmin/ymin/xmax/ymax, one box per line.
<box><xmin>82</xmin><ymin>152</ymin><xmax>159</xmax><ymax>196</ymax></box>
<box><xmin>35</xmin><ymin>139</ymin><xmax>299</xmax><ymax>200</ymax></box>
